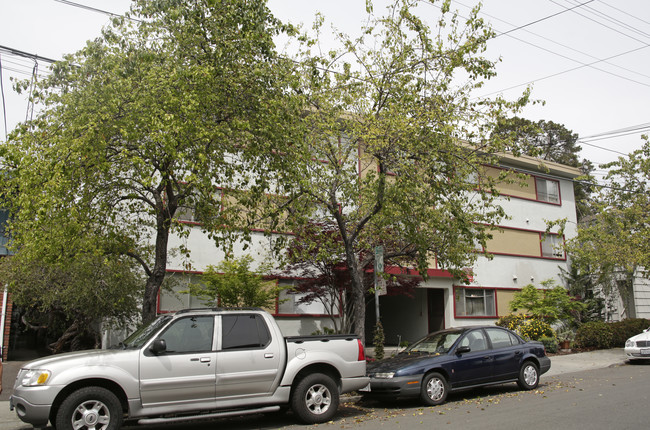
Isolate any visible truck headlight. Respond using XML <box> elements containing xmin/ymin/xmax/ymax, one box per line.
<box><xmin>374</xmin><ymin>372</ymin><xmax>395</xmax><ymax>379</ymax></box>
<box><xmin>21</xmin><ymin>369</ymin><xmax>51</xmax><ymax>386</ymax></box>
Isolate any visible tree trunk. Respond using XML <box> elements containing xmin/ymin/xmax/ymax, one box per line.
<box><xmin>141</xmin><ymin>201</ymin><xmax>172</xmax><ymax>324</ymax></box>
<box><xmin>344</xmin><ymin>251</ymin><xmax>367</xmax><ymax>343</ymax></box>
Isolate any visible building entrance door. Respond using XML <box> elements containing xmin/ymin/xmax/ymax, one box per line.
<box><xmin>427</xmin><ymin>289</ymin><xmax>445</xmax><ymax>333</ymax></box>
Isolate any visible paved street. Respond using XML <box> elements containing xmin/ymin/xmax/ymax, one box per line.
<box><xmin>2</xmin><ymin>349</ymin><xmax>647</xmax><ymax>430</ymax></box>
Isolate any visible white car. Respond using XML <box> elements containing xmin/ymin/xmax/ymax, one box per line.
<box><xmin>625</xmin><ymin>328</ymin><xmax>650</xmax><ymax>360</ymax></box>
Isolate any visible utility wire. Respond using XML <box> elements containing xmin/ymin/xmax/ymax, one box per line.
<box><xmin>597</xmin><ymin>0</ymin><xmax>650</xmax><ymax>27</ymax></box>
<box><xmin>568</xmin><ymin>0</ymin><xmax>650</xmax><ymax>40</ymax></box>
<box><xmin>579</xmin><ymin>123</ymin><xmax>650</xmax><ymax>140</ymax></box>
<box><xmin>52</xmin><ymin>0</ymin><xmax>140</xmax><ymax>21</ymax></box>
<box><xmin>550</xmin><ymin>0</ymin><xmax>650</xmax><ymax>45</ymax></box>
<box><xmin>493</xmin><ymin>0</ymin><xmax>595</xmax><ymax>38</ymax></box>
<box><xmin>477</xmin><ymin>43</ymin><xmax>650</xmax><ymax>98</ymax></box>
<box><xmin>0</xmin><ymin>45</ymin><xmax>58</xmax><ymax>65</ymax></box>
<box><xmin>453</xmin><ymin>0</ymin><xmax>650</xmax><ymax>81</ymax></box>
<box><xmin>0</xmin><ymin>55</ymin><xmax>7</xmax><ymax>140</ymax></box>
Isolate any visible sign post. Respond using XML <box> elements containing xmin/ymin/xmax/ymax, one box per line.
<box><xmin>374</xmin><ymin>246</ymin><xmax>385</xmax><ymax>322</ymax></box>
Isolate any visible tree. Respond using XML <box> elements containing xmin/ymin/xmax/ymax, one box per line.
<box><xmin>563</xmin><ymin>136</ymin><xmax>650</xmax><ymax>319</ymax></box>
<box><xmin>1</xmin><ymin>0</ymin><xmax>297</xmax><ymax>324</ymax></box>
<box><xmin>492</xmin><ymin>116</ymin><xmax>597</xmax><ymax>220</ymax></box>
<box><xmin>0</xmin><ymin>236</ymin><xmax>142</xmax><ymax>353</ymax></box>
<box><xmin>184</xmin><ymin>255</ymin><xmax>281</xmax><ymax>309</ymax></box>
<box><xmin>267</xmin><ymin>0</ymin><xmax>531</xmax><ymax>341</ymax></box>
<box><xmin>282</xmin><ymin>221</ymin><xmax>419</xmax><ymax>334</ymax></box>
<box><xmin>508</xmin><ymin>280</ymin><xmax>585</xmax><ymax>326</ymax></box>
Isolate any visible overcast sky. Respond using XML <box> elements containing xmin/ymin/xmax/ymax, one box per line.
<box><xmin>2</xmin><ymin>0</ymin><xmax>649</xmax><ymax>180</ymax></box>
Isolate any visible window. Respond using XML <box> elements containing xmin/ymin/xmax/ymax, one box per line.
<box><xmin>222</xmin><ymin>314</ymin><xmax>271</xmax><ymax>350</ymax></box>
<box><xmin>455</xmin><ymin>288</ymin><xmax>496</xmax><ymax>317</ymax></box>
<box><xmin>459</xmin><ymin>329</ymin><xmax>488</xmax><ymax>352</ymax></box>
<box><xmin>485</xmin><ymin>327</ymin><xmax>520</xmax><ymax>349</ymax></box>
<box><xmin>276</xmin><ymin>280</ymin><xmax>330</xmax><ymax>315</ymax></box>
<box><xmin>535</xmin><ymin>178</ymin><xmax>560</xmax><ymax>204</ymax></box>
<box><xmin>157</xmin><ymin>316</ymin><xmax>214</xmax><ymax>353</ymax></box>
<box><xmin>541</xmin><ymin>234</ymin><xmax>564</xmax><ymax>258</ymax></box>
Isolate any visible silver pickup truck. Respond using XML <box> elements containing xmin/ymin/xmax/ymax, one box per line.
<box><xmin>10</xmin><ymin>308</ymin><xmax>369</xmax><ymax>429</ymax></box>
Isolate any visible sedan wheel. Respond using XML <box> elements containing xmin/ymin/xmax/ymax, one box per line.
<box><xmin>517</xmin><ymin>361</ymin><xmax>539</xmax><ymax>390</ymax></box>
<box><xmin>420</xmin><ymin>372</ymin><xmax>449</xmax><ymax>406</ymax></box>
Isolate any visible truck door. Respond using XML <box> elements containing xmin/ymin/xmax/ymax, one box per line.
<box><xmin>215</xmin><ymin>314</ymin><xmax>282</xmax><ymax>399</ymax></box>
<box><xmin>140</xmin><ymin>315</ymin><xmax>217</xmax><ymax>407</ymax></box>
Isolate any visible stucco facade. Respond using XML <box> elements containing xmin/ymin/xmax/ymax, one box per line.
<box><xmin>159</xmin><ymin>153</ymin><xmax>582</xmax><ymax>345</ymax></box>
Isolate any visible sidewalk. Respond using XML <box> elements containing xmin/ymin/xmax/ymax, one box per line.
<box><xmin>0</xmin><ymin>349</ymin><xmax>629</xmax><ymax>429</ymax></box>
<box><xmin>543</xmin><ymin>348</ymin><xmax>626</xmax><ymax>377</ymax></box>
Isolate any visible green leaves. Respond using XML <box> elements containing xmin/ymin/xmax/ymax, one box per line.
<box><xmin>1</xmin><ymin>0</ymin><xmax>300</xmax><ymax>324</ymax></box>
<box><xmin>187</xmin><ymin>255</ymin><xmax>281</xmax><ymax>309</ymax></box>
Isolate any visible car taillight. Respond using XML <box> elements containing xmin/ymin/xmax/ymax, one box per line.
<box><xmin>358</xmin><ymin>339</ymin><xmax>366</xmax><ymax>361</ymax></box>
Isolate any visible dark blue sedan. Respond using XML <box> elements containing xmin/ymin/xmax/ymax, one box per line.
<box><xmin>361</xmin><ymin>326</ymin><xmax>551</xmax><ymax>405</ymax></box>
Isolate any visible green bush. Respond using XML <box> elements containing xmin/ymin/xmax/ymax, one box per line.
<box><xmin>518</xmin><ymin>318</ymin><xmax>554</xmax><ymax>341</ymax></box>
<box><xmin>539</xmin><ymin>336</ymin><xmax>559</xmax><ymax>353</ymax></box>
<box><xmin>373</xmin><ymin>322</ymin><xmax>385</xmax><ymax>361</ymax></box>
<box><xmin>496</xmin><ymin>313</ymin><xmax>554</xmax><ymax>341</ymax></box>
<box><xmin>496</xmin><ymin>313</ymin><xmax>526</xmax><ymax>331</ymax></box>
<box><xmin>609</xmin><ymin>318</ymin><xmax>650</xmax><ymax>347</ymax></box>
<box><xmin>575</xmin><ymin>321</ymin><xmax>613</xmax><ymax>349</ymax></box>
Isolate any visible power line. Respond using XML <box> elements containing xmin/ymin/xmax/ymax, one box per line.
<box><xmin>570</xmin><ymin>0</ymin><xmax>650</xmax><ymax>40</ymax></box>
<box><xmin>579</xmin><ymin>123</ymin><xmax>650</xmax><ymax>140</ymax></box>
<box><xmin>52</xmin><ymin>0</ymin><xmax>140</xmax><ymax>21</ymax></box>
<box><xmin>0</xmin><ymin>55</ymin><xmax>7</xmax><ymax>140</ymax></box>
<box><xmin>0</xmin><ymin>45</ymin><xmax>58</xmax><ymax>64</ymax></box>
<box><xmin>493</xmin><ymin>0</ymin><xmax>595</xmax><ymax>38</ymax></box>
<box><xmin>477</xmin><ymin>43</ymin><xmax>650</xmax><ymax>98</ymax></box>
<box><xmin>597</xmin><ymin>0</ymin><xmax>650</xmax><ymax>27</ymax></box>
<box><xmin>454</xmin><ymin>0</ymin><xmax>650</xmax><ymax>82</ymax></box>
<box><xmin>550</xmin><ymin>0</ymin><xmax>650</xmax><ymax>45</ymax></box>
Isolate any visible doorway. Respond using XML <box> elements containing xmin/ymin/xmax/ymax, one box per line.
<box><xmin>427</xmin><ymin>289</ymin><xmax>445</xmax><ymax>333</ymax></box>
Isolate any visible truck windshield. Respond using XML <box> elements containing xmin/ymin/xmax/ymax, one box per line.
<box><xmin>121</xmin><ymin>315</ymin><xmax>172</xmax><ymax>349</ymax></box>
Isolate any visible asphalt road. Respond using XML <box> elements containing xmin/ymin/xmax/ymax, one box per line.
<box><xmin>132</xmin><ymin>361</ymin><xmax>650</xmax><ymax>430</ymax></box>
<box><xmin>5</xmin><ymin>360</ymin><xmax>649</xmax><ymax>429</ymax></box>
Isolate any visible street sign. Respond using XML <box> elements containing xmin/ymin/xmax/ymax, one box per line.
<box><xmin>374</xmin><ymin>246</ymin><xmax>386</xmax><ymax>296</ymax></box>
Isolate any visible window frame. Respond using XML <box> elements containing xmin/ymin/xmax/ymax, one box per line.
<box><xmin>220</xmin><ymin>314</ymin><xmax>272</xmax><ymax>351</ymax></box>
<box><xmin>541</xmin><ymin>233</ymin><xmax>565</xmax><ymax>259</ymax></box>
<box><xmin>454</xmin><ymin>287</ymin><xmax>497</xmax><ymax>319</ymax></box>
<box><xmin>535</xmin><ymin>177</ymin><xmax>561</xmax><ymax>204</ymax></box>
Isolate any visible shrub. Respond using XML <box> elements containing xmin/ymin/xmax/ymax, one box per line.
<box><xmin>496</xmin><ymin>313</ymin><xmax>527</xmax><ymax>331</ymax></box>
<box><xmin>609</xmin><ymin>318</ymin><xmax>650</xmax><ymax>347</ymax></box>
<box><xmin>575</xmin><ymin>321</ymin><xmax>613</xmax><ymax>349</ymax></box>
<box><xmin>517</xmin><ymin>318</ymin><xmax>554</xmax><ymax>341</ymax></box>
<box><xmin>539</xmin><ymin>336</ymin><xmax>558</xmax><ymax>353</ymax></box>
<box><xmin>496</xmin><ymin>313</ymin><xmax>554</xmax><ymax>341</ymax></box>
<box><xmin>373</xmin><ymin>322</ymin><xmax>385</xmax><ymax>360</ymax></box>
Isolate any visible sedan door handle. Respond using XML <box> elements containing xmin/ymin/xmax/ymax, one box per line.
<box><xmin>200</xmin><ymin>357</ymin><xmax>211</xmax><ymax>363</ymax></box>
<box><xmin>264</xmin><ymin>353</ymin><xmax>274</xmax><ymax>359</ymax></box>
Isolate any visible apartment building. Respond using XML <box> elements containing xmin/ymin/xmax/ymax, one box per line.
<box><xmin>159</xmin><ymin>152</ymin><xmax>582</xmax><ymax>345</ymax></box>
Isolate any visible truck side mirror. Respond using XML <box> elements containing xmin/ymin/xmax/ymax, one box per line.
<box><xmin>151</xmin><ymin>338</ymin><xmax>167</xmax><ymax>355</ymax></box>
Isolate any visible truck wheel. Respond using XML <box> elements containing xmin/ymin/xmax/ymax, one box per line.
<box><xmin>291</xmin><ymin>373</ymin><xmax>339</xmax><ymax>424</ymax></box>
<box><xmin>55</xmin><ymin>386</ymin><xmax>123</xmax><ymax>430</ymax></box>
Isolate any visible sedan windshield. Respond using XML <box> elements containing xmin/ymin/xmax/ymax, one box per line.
<box><xmin>404</xmin><ymin>330</ymin><xmax>463</xmax><ymax>354</ymax></box>
<box><xmin>120</xmin><ymin>315</ymin><xmax>172</xmax><ymax>349</ymax></box>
